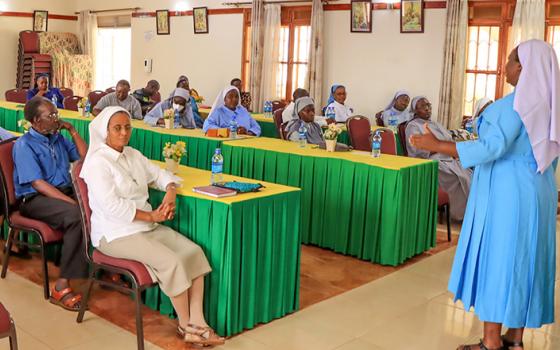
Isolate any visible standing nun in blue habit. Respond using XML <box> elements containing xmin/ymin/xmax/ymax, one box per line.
<box><xmin>410</xmin><ymin>39</ymin><xmax>559</xmax><ymax>350</ymax></box>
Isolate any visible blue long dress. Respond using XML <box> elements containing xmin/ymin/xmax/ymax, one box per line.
<box><xmin>449</xmin><ymin>92</ymin><xmax>557</xmax><ymax>328</ymax></box>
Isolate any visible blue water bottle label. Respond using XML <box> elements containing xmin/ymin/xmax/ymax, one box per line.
<box><xmin>212</xmin><ymin>164</ymin><xmax>223</xmax><ymax>174</ymax></box>
<box><xmin>373</xmin><ymin>141</ymin><xmax>381</xmax><ymax>150</ymax></box>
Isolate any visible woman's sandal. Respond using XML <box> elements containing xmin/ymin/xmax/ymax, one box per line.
<box><xmin>177</xmin><ymin>324</ymin><xmax>225</xmax><ymax>346</ymax></box>
<box><xmin>457</xmin><ymin>339</ymin><xmax>502</xmax><ymax>350</ymax></box>
<box><xmin>501</xmin><ymin>335</ymin><xmax>523</xmax><ymax>349</ymax></box>
<box><xmin>49</xmin><ymin>287</ymin><xmax>82</xmax><ymax>312</ymax></box>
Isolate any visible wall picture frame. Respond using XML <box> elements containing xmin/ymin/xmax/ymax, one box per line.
<box><xmin>193</xmin><ymin>7</ymin><xmax>209</xmax><ymax>34</ymax></box>
<box><xmin>350</xmin><ymin>0</ymin><xmax>372</xmax><ymax>33</ymax></box>
<box><xmin>33</xmin><ymin>10</ymin><xmax>48</xmax><ymax>32</ymax></box>
<box><xmin>400</xmin><ymin>0</ymin><xmax>424</xmax><ymax>33</ymax></box>
<box><xmin>156</xmin><ymin>10</ymin><xmax>170</xmax><ymax>35</ymax></box>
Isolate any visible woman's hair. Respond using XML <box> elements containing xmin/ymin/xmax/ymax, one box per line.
<box><xmin>24</xmin><ymin>96</ymin><xmax>48</xmax><ymax>122</ymax></box>
<box><xmin>230</xmin><ymin>78</ymin><xmax>241</xmax><ymax>85</ymax></box>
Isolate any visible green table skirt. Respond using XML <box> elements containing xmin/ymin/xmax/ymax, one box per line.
<box><xmin>221</xmin><ymin>145</ymin><xmax>438</xmax><ymax>266</ymax></box>
<box><xmin>0</xmin><ymin>107</ymin><xmax>220</xmax><ymax>170</ymax></box>
<box><xmin>146</xmin><ymin>189</ymin><xmax>301</xmax><ymax>336</ymax></box>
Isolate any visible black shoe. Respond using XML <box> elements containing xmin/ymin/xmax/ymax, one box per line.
<box><xmin>8</xmin><ymin>246</ymin><xmax>32</xmax><ymax>259</ymax></box>
<box><xmin>501</xmin><ymin>335</ymin><xmax>523</xmax><ymax>350</ymax></box>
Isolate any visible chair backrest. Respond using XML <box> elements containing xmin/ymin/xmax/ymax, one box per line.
<box><xmin>375</xmin><ymin>114</ymin><xmax>385</xmax><ymax>127</ymax></box>
<box><xmin>377</xmin><ymin>129</ymin><xmax>397</xmax><ymax>155</ymax></box>
<box><xmin>152</xmin><ymin>91</ymin><xmax>161</xmax><ymax>103</ymax></box>
<box><xmin>397</xmin><ymin>121</ymin><xmax>409</xmax><ymax>156</ymax></box>
<box><xmin>63</xmin><ymin>95</ymin><xmax>82</xmax><ymax>111</ymax></box>
<box><xmin>0</xmin><ymin>139</ymin><xmax>19</xmax><ymax>219</ymax></box>
<box><xmin>271</xmin><ymin>100</ymin><xmax>286</xmax><ymax>113</ymax></box>
<box><xmin>273</xmin><ymin>108</ymin><xmax>286</xmax><ymax>139</ymax></box>
<box><xmin>346</xmin><ymin>116</ymin><xmax>372</xmax><ymax>151</ymax></box>
<box><xmin>59</xmin><ymin>87</ymin><xmax>73</xmax><ymax>99</ymax></box>
<box><xmin>70</xmin><ymin>161</ymin><xmax>94</xmax><ymax>262</ymax></box>
<box><xmin>19</xmin><ymin>31</ymin><xmax>40</xmax><ymax>54</ymax></box>
<box><xmin>105</xmin><ymin>87</ymin><xmax>115</xmax><ymax>93</ymax></box>
<box><xmin>87</xmin><ymin>90</ymin><xmax>106</xmax><ymax>109</ymax></box>
<box><xmin>5</xmin><ymin>89</ymin><xmax>28</xmax><ymax>104</ymax></box>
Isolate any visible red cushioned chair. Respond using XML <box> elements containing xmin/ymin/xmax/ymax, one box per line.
<box><xmin>105</xmin><ymin>87</ymin><xmax>115</xmax><ymax>93</ymax></box>
<box><xmin>377</xmin><ymin>129</ymin><xmax>398</xmax><ymax>155</ymax></box>
<box><xmin>17</xmin><ymin>31</ymin><xmax>52</xmax><ymax>89</ymax></box>
<box><xmin>0</xmin><ymin>138</ymin><xmax>64</xmax><ymax>300</ymax></box>
<box><xmin>63</xmin><ymin>96</ymin><xmax>82</xmax><ymax>111</ymax></box>
<box><xmin>397</xmin><ymin>121</ymin><xmax>409</xmax><ymax>156</ymax></box>
<box><xmin>438</xmin><ymin>189</ymin><xmax>452</xmax><ymax>242</ymax></box>
<box><xmin>346</xmin><ymin>116</ymin><xmax>372</xmax><ymax>151</ymax></box>
<box><xmin>273</xmin><ymin>108</ymin><xmax>288</xmax><ymax>140</ymax></box>
<box><xmin>87</xmin><ymin>90</ymin><xmax>106</xmax><ymax>109</ymax></box>
<box><xmin>71</xmin><ymin>161</ymin><xmax>156</xmax><ymax>350</ymax></box>
<box><xmin>0</xmin><ymin>303</ymin><xmax>18</xmax><ymax>350</ymax></box>
<box><xmin>271</xmin><ymin>100</ymin><xmax>286</xmax><ymax>113</ymax></box>
<box><xmin>59</xmin><ymin>88</ymin><xmax>73</xmax><ymax>100</ymax></box>
<box><xmin>4</xmin><ymin>89</ymin><xmax>28</xmax><ymax>104</ymax></box>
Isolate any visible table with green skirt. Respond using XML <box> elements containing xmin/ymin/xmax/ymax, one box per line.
<box><xmin>221</xmin><ymin>138</ymin><xmax>438</xmax><ymax>266</ymax></box>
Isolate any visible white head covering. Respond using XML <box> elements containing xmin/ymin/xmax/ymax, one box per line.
<box><xmin>173</xmin><ymin>87</ymin><xmax>190</xmax><ymax>101</ymax></box>
<box><xmin>514</xmin><ymin>39</ymin><xmax>560</xmax><ymax>173</ymax></box>
<box><xmin>472</xmin><ymin>97</ymin><xmax>492</xmax><ymax>118</ymax></box>
<box><xmin>80</xmin><ymin>106</ymin><xmax>131</xmax><ymax>178</ymax></box>
<box><xmin>209</xmin><ymin>86</ymin><xmax>240</xmax><ymax>116</ymax></box>
<box><xmin>385</xmin><ymin>90</ymin><xmax>410</xmax><ymax>111</ymax></box>
<box><xmin>411</xmin><ymin>96</ymin><xmax>427</xmax><ymax>113</ymax></box>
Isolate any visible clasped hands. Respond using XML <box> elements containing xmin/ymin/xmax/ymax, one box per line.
<box><xmin>150</xmin><ymin>186</ymin><xmax>177</xmax><ymax>222</ymax></box>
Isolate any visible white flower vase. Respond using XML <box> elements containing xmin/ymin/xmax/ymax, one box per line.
<box><xmin>165</xmin><ymin>158</ymin><xmax>180</xmax><ymax>173</ymax></box>
<box><xmin>78</xmin><ymin>107</ymin><xmax>84</xmax><ymax>116</ymax></box>
<box><xmin>325</xmin><ymin>139</ymin><xmax>337</xmax><ymax>152</ymax></box>
<box><xmin>164</xmin><ymin>118</ymin><xmax>173</xmax><ymax>129</ymax></box>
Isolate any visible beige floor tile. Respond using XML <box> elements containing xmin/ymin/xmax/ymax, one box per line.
<box><xmin>214</xmin><ymin>335</ymin><xmax>274</xmax><ymax>350</ymax></box>
<box><xmin>63</xmin><ymin>329</ymin><xmax>159</xmax><ymax>350</ymax></box>
<box><xmin>0</xmin><ymin>326</ymin><xmax>53</xmax><ymax>350</ymax></box>
<box><xmin>359</xmin><ymin>302</ymin><xmax>483</xmax><ymax>350</ymax></box>
<box><xmin>464</xmin><ymin>329</ymin><xmax>560</xmax><ymax>350</ymax></box>
<box><xmin>334</xmin><ymin>338</ymin><xmax>384</xmax><ymax>350</ymax></box>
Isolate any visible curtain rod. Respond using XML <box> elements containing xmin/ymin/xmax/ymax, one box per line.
<box><xmin>74</xmin><ymin>7</ymin><xmax>141</xmax><ymax>15</ymax></box>
<box><xmin>223</xmin><ymin>0</ymin><xmax>336</xmax><ymax>6</ymax></box>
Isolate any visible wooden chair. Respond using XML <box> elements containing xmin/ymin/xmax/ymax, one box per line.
<box><xmin>63</xmin><ymin>96</ymin><xmax>82</xmax><ymax>111</ymax></box>
<box><xmin>0</xmin><ymin>138</ymin><xmax>64</xmax><ymax>300</ymax></box>
<box><xmin>346</xmin><ymin>116</ymin><xmax>372</xmax><ymax>151</ymax></box>
<box><xmin>0</xmin><ymin>303</ymin><xmax>18</xmax><ymax>350</ymax></box>
<box><xmin>71</xmin><ymin>161</ymin><xmax>157</xmax><ymax>350</ymax></box>
<box><xmin>4</xmin><ymin>89</ymin><xmax>27</xmax><ymax>104</ymax></box>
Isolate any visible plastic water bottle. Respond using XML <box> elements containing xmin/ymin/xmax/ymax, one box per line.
<box><xmin>229</xmin><ymin>115</ymin><xmax>238</xmax><ymax>139</ymax></box>
<box><xmin>173</xmin><ymin>109</ymin><xmax>180</xmax><ymax>128</ymax></box>
<box><xmin>372</xmin><ymin>131</ymin><xmax>382</xmax><ymax>158</ymax></box>
<box><xmin>326</xmin><ymin>106</ymin><xmax>336</xmax><ymax>120</ymax></box>
<box><xmin>211</xmin><ymin>148</ymin><xmax>224</xmax><ymax>184</ymax></box>
<box><xmin>298</xmin><ymin>124</ymin><xmax>307</xmax><ymax>148</ymax></box>
<box><xmin>264</xmin><ymin>101</ymin><xmax>271</xmax><ymax>118</ymax></box>
<box><xmin>84</xmin><ymin>99</ymin><xmax>91</xmax><ymax>117</ymax></box>
<box><xmin>388</xmin><ymin>112</ymin><xmax>398</xmax><ymax>133</ymax></box>
<box><xmin>465</xmin><ymin>118</ymin><xmax>473</xmax><ymax>134</ymax></box>
<box><xmin>51</xmin><ymin>94</ymin><xmax>57</xmax><ymax>107</ymax></box>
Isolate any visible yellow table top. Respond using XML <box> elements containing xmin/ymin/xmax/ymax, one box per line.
<box><xmin>156</xmin><ymin>161</ymin><xmax>299</xmax><ymax>204</ymax></box>
<box><xmin>222</xmin><ymin>137</ymin><xmax>433</xmax><ymax>171</ymax></box>
<box><xmin>199</xmin><ymin>107</ymin><xmax>271</xmax><ymax>124</ymax></box>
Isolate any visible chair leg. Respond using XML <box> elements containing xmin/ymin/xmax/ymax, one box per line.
<box><xmin>445</xmin><ymin>204</ymin><xmax>452</xmax><ymax>242</ymax></box>
<box><xmin>40</xmin><ymin>243</ymin><xmax>50</xmax><ymax>300</ymax></box>
<box><xmin>134</xmin><ymin>285</ymin><xmax>145</xmax><ymax>350</ymax></box>
<box><xmin>77</xmin><ymin>269</ymin><xmax>95</xmax><ymax>323</ymax></box>
<box><xmin>1</xmin><ymin>228</ymin><xmax>16</xmax><ymax>279</ymax></box>
<box><xmin>9</xmin><ymin>320</ymin><xmax>18</xmax><ymax>350</ymax></box>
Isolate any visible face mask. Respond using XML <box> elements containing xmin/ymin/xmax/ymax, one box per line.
<box><xmin>173</xmin><ymin>103</ymin><xmax>184</xmax><ymax>112</ymax></box>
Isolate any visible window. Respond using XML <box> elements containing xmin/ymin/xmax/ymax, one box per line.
<box><xmin>95</xmin><ymin>27</ymin><xmax>131</xmax><ymax>90</ymax></box>
<box><xmin>546</xmin><ymin>1</ymin><xmax>560</xmax><ymax>59</ymax></box>
<box><xmin>241</xmin><ymin>7</ymin><xmax>311</xmax><ymax>102</ymax></box>
<box><xmin>463</xmin><ymin>1</ymin><xmax>513</xmax><ymax>117</ymax></box>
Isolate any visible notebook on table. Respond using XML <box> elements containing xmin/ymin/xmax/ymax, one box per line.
<box><xmin>192</xmin><ymin>185</ymin><xmax>237</xmax><ymax>198</ymax></box>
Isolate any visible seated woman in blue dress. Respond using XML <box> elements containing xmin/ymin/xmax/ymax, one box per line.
<box><xmin>410</xmin><ymin>40</ymin><xmax>559</xmax><ymax>350</ymax></box>
<box><xmin>144</xmin><ymin>88</ymin><xmax>198</xmax><ymax>128</ymax></box>
<box><xmin>203</xmin><ymin>86</ymin><xmax>261</xmax><ymax>136</ymax></box>
<box><xmin>26</xmin><ymin>74</ymin><xmax>64</xmax><ymax>109</ymax></box>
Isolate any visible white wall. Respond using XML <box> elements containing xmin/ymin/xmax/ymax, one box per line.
<box><xmin>0</xmin><ymin>0</ymin><xmax>78</xmax><ymax>95</ymax></box>
<box><xmin>323</xmin><ymin>8</ymin><xmax>447</xmax><ymax>119</ymax></box>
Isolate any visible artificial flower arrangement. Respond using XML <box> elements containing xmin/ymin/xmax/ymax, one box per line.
<box><xmin>323</xmin><ymin>123</ymin><xmax>342</xmax><ymax>140</ymax></box>
<box><xmin>17</xmin><ymin>119</ymin><xmax>32</xmax><ymax>133</ymax></box>
<box><xmin>162</xmin><ymin>141</ymin><xmax>187</xmax><ymax>173</ymax></box>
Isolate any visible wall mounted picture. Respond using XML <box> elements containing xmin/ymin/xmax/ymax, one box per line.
<box><xmin>401</xmin><ymin>0</ymin><xmax>424</xmax><ymax>33</ymax></box>
<box><xmin>350</xmin><ymin>0</ymin><xmax>372</xmax><ymax>33</ymax></box>
<box><xmin>33</xmin><ymin>10</ymin><xmax>48</xmax><ymax>32</ymax></box>
<box><xmin>156</xmin><ymin>10</ymin><xmax>170</xmax><ymax>35</ymax></box>
<box><xmin>193</xmin><ymin>7</ymin><xmax>209</xmax><ymax>34</ymax></box>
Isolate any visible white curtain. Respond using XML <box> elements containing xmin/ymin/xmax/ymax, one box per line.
<box><xmin>437</xmin><ymin>0</ymin><xmax>468</xmax><ymax>128</ymax></box>
<box><xmin>511</xmin><ymin>0</ymin><xmax>545</xmax><ymax>47</ymax></box>
<box><xmin>249</xmin><ymin>0</ymin><xmax>265</xmax><ymax>112</ymax></box>
<box><xmin>260</xmin><ymin>5</ymin><xmax>282</xmax><ymax>102</ymax></box>
<box><xmin>305</xmin><ymin>0</ymin><xmax>324</xmax><ymax>109</ymax></box>
<box><xmin>78</xmin><ymin>10</ymin><xmax>98</xmax><ymax>82</ymax></box>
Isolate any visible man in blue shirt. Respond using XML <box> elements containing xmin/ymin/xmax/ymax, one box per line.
<box><xmin>13</xmin><ymin>96</ymin><xmax>88</xmax><ymax>311</ymax></box>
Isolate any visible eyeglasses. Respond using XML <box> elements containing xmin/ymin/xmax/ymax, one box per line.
<box><xmin>41</xmin><ymin>112</ymin><xmax>60</xmax><ymax>121</ymax></box>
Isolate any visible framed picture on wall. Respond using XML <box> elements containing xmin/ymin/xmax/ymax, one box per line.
<box><xmin>156</xmin><ymin>10</ymin><xmax>170</xmax><ymax>35</ymax></box>
<box><xmin>400</xmin><ymin>0</ymin><xmax>424</xmax><ymax>33</ymax></box>
<box><xmin>350</xmin><ymin>0</ymin><xmax>372</xmax><ymax>33</ymax></box>
<box><xmin>193</xmin><ymin>7</ymin><xmax>209</xmax><ymax>34</ymax></box>
<box><xmin>33</xmin><ymin>10</ymin><xmax>48</xmax><ymax>32</ymax></box>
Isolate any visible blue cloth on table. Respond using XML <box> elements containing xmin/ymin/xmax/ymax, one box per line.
<box><xmin>449</xmin><ymin>92</ymin><xmax>557</xmax><ymax>328</ymax></box>
<box><xmin>13</xmin><ymin>128</ymin><xmax>80</xmax><ymax>198</ymax></box>
<box><xmin>203</xmin><ymin>105</ymin><xmax>261</xmax><ymax>136</ymax></box>
<box><xmin>0</xmin><ymin>127</ymin><xmax>14</xmax><ymax>141</ymax></box>
<box><xmin>26</xmin><ymin>88</ymin><xmax>65</xmax><ymax>109</ymax></box>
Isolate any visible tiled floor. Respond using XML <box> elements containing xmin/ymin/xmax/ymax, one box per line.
<box><xmin>1</xmin><ymin>221</ymin><xmax>559</xmax><ymax>349</ymax></box>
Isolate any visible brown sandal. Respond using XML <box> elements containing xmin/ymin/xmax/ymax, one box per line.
<box><xmin>457</xmin><ymin>340</ymin><xmax>502</xmax><ymax>350</ymax></box>
<box><xmin>49</xmin><ymin>287</ymin><xmax>82</xmax><ymax>312</ymax></box>
<box><xmin>177</xmin><ymin>324</ymin><xmax>225</xmax><ymax>346</ymax></box>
